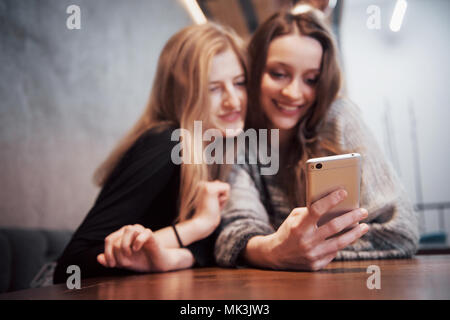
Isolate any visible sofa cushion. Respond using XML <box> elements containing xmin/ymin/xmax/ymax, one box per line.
<box><xmin>0</xmin><ymin>228</ymin><xmax>72</xmax><ymax>293</ymax></box>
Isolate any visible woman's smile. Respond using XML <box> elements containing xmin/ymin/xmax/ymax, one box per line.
<box><xmin>272</xmin><ymin>99</ymin><xmax>306</xmax><ymax>116</ymax></box>
<box><xmin>218</xmin><ymin>110</ymin><xmax>242</xmax><ymax>122</ymax></box>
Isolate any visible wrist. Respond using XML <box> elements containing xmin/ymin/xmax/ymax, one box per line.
<box><xmin>191</xmin><ymin>216</ymin><xmax>217</xmax><ymax>238</ymax></box>
<box><xmin>242</xmin><ymin>233</ymin><xmax>278</xmax><ymax>269</ymax></box>
<box><xmin>175</xmin><ymin>217</ymin><xmax>213</xmax><ymax>247</ymax></box>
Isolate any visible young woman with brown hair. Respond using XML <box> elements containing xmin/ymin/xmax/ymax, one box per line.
<box><xmin>54</xmin><ymin>22</ymin><xmax>247</xmax><ymax>283</ymax></box>
<box><xmin>215</xmin><ymin>5</ymin><xmax>419</xmax><ymax>271</ymax></box>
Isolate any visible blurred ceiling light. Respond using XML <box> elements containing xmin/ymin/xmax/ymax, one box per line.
<box><xmin>291</xmin><ymin>4</ymin><xmax>313</xmax><ymax>15</ymax></box>
<box><xmin>180</xmin><ymin>0</ymin><xmax>207</xmax><ymax>25</ymax></box>
<box><xmin>328</xmin><ymin>0</ymin><xmax>337</xmax><ymax>10</ymax></box>
<box><xmin>390</xmin><ymin>0</ymin><xmax>407</xmax><ymax>32</ymax></box>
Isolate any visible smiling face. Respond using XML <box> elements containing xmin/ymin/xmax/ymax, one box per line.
<box><xmin>208</xmin><ymin>48</ymin><xmax>247</xmax><ymax>137</ymax></box>
<box><xmin>260</xmin><ymin>34</ymin><xmax>323</xmax><ymax>141</ymax></box>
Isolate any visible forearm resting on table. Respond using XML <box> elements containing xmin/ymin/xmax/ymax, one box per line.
<box><xmin>163</xmin><ymin>247</ymin><xmax>196</xmax><ymax>271</ymax></box>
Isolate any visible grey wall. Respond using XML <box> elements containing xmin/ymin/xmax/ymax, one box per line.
<box><xmin>0</xmin><ymin>0</ymin><xmax>191</xmax><ymax>229</ymax></box>
<box><xmin>340</xmin><ymin>0</ymin><xmax>450</xmax><ymax>236</ymax></box>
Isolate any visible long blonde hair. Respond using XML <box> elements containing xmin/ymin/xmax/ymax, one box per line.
<box><xmin>246</xmin><ymin>7</ymin><xmax>343</xmax><ymax>207</ymax></box>
<box><xmin>94</xmin><ymin>23</ymin><xmax>247</xmax><ymax>221</ymax></box>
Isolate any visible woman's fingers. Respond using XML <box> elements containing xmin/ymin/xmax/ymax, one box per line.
<box><xmin>132</xmin><ymin>228</ymin><xmax>154</xmax><ymax>252</ymax></box>
<box><xmin>214</xmin><ymin>181</ymin><xmax>230</xmax><ymax>209</ymax></box>
<box><xmin>315</xmin><ymin>208</ymin><xmax>368</xmax><ymax>241</ymax></box>
<box><xmin>113</xmin><ymin>237</ymin><xmax>134</xmax><ymax>268</ymax></box>
<box><xmin>98</xmin><ymin>251</ymin><xmax>132</xmax><ymax>270</ymax></box>
<box><xmin>104</xmin><ymin>230</ymin><xmax>123</xmax><ymax>268</ymax></box>
<box><xmin>99</xmin><ymin>227</ymin><xmax>157</xmax><ymax>270</ymax></box>
<box><xmin>210</xmin><ymin>180</ymin><xmax>230</xmax><ymax>195</ymax></box>
<box><xmin>218</xmin><ymin>193</ymin><xmax>229</xmax><ymax>208</ymax></box>
<box><xmin>220</xmin><ymin>182</ymin><xmax>230</xmax><ymax>196</ymax></box>
<box><xmin>104</xmin><ymin>239</ymin><xmax>116</xmax><ymax>267</ymax></box>
<box><xmin>310</xmin><ymin>223</ymin><xmax>369</xmax><ymax>260</ymax></box>
<box><xmin>121</xmin><ymin>225</ymin><xmax>145</xmax><ymax>256</ymax></box>
<box><xmin>309</xmin><ymin>252</ymin><xmax>338</xmax><ymax>271</ymax></box>
<box><xmin>219</xmin><ymin>186</ymin><xmax>229</xmax><ymax>200</ymax></box>
<box><xmin>97</xmin><ymin>253</ymin><xmax>107</xmax><ymax>266</ymax></box>
<box><xmin>307</xmin><ymin>189</ymin><xmax>347</xmax><ymax>224</ymax></box>
<box><xmin>101</xmin><ymin>225</ymin><xmax>144</xmax><ymax>268</ymax></box>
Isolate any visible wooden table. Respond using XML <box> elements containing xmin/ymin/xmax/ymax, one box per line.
<box><xmin>1</xmin><ymin>255</ymin><xmax>449</xmax><ymax>300</ymax></box>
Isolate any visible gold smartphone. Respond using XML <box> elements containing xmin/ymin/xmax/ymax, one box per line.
<box><xmin>306</xmin><ymin>153</ymin><xmax>361</xmax><ymax>227</ymax></box>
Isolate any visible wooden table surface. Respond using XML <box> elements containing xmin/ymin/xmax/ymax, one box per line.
<box><xmin>1</xmin><ymin>255</ymin><xmax>449</xmax><ymax>300</ymax></box>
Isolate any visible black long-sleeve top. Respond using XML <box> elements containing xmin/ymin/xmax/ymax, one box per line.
<box><xmin>53</xmin><ymin>127</ymin><xmax>216</xmax><ymax>284</ymax></box>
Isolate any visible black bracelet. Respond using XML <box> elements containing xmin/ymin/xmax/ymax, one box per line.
<box><xmin>172</xmin><ymin>224</ymin><xmax>184</xmax><ymax>248</ymax></box>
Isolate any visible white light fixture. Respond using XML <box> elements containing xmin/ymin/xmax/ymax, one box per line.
<box><xmin>390</xmin><ymin>0</ymin><xmax>408</xmax><ymax>32</ymax></box>
<box><xmin>328</xmin><ymin>0</ymin><xmax>337</xmax><ymax>10</ymax></box>
<box><xmin>180</xmin><ymin>0</ymin><xmax>207</xmax><ymax>25</ymax></box>
<box><xmin>291</xmin><ymin>4</ymin><xmax>312</xmax><ymax>15</ymax></box>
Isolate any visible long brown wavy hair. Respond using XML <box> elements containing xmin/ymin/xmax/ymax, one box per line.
<box><xmin>246</xmin><ymin>6</ymin><xmax>343</xmax><ymax>207</ymax></box>
<box><xmin>93</xmin><ymin>23</ymin><xmax>247</xmax><ymax>221</ymax></box>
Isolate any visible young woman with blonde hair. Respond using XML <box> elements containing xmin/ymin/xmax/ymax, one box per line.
<box><xmin>215</xmin><ymin>6</ymin><xmax>419</xmax><ymax>271</ymax></box>
<box><xmin>54</xmin><ymin>22</ymin><xmax>247</xmax><ymax>283</ymax></box>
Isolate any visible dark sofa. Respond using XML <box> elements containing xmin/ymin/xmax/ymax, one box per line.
<box><xmin>0</xmin><ymin>228</ymin><xmax>72</xmax><ymax>293</ymax></box>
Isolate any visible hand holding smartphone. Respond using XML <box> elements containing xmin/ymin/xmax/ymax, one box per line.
<box><xmin>306</xmin><ymin>153</ymin><xmax>362</xmax><ymax>228</ymax></box>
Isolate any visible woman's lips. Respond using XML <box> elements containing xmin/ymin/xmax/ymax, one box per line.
<box><xmin>218</xmin><ymin>111</ymin><xmax>242</xmax><ymax>122</ymax></box>
<box><xmin>273</xmin><ymin>99</ymin><xmax>303</xmax><ymax>116</ymax></box>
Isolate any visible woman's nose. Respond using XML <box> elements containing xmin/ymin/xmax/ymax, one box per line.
<box><xmin>281</xmin><ymin>78</ymin><xmax>304</xmax><ymax>102</ymax></box>
<box><xmin>222</xmin><ymin>87</ymin><xmax>241</xmax><ymax>109</ymax></box>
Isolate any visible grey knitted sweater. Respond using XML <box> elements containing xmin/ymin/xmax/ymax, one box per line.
<box><xmin>214</xmin><ymin>98</ymin><xmax>420</xmax><ymax>267</ymax></box>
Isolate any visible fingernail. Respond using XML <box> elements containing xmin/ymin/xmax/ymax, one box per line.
<box><xmin>360</xmin><ymin>208</ymin><xmax>368</xmax><ymax>218</ymax></box>
<box><xmin>360</xmin><ymin>223</ymin><xmax>369</xmax><ymax>233</ymax></box>
<box><xmin>339</xmin><ymin>189</ymin><xmax>347</xmax><ymax>199</ymax></box>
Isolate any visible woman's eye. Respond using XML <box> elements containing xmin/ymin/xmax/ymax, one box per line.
<box><xmin>234</xmin><ymin>80</ymin><xmax>246</xmax><ymax>87</ymax></box>
<box><xmin>270</xmin><ymin>71</ymin><xmax>287</xmax><ymax>79</ymax></box>
<box><xmin>209</xmin><ymin>86</ymin><xmax>221</xmax><ymax>92</ymax></box>
<box><xmin>305</xmin><ymin>77</ymin><xmax>318</xmax><ymax>86</ymax></box>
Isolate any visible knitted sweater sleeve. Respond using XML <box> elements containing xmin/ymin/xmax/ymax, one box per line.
<box><xmin>327</xmin><ymin>99</ymin><xmax>420</xmax><ymax>260</ymax></box>
<box><xmin>214</xmin><ymin>163</ymin><xmax>275</xmax><ymax>267</ymax></box>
